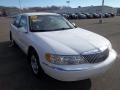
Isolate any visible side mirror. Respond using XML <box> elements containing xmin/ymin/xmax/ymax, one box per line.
<box><xmin>72</xmin><ymin>23</ymin><xmax>77</xmax><ymax>27</ymax></box>
<box><xmin>19</xmin><ymin>27</ymin><xmax>28</xmax><ymax>33</ymax></box>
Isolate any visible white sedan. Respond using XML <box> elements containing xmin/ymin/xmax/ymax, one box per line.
<box><xmin>10</xmin><ymin>12</ymin><xmax>117</xmax><ymax>81</ymax></box>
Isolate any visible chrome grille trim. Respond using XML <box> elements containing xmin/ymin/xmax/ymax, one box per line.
<box><xmin>82</xmin><ymin>49</ymin><xmax>109</xmax><ymax>63</ymax></box>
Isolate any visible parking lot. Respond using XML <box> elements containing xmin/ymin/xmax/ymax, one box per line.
<box><xmin>0</xmin><ymin>16</ymin><xmax>120</xmax><ymax>90</ymax></box>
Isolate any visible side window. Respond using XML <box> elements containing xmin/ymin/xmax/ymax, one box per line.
<box><xmin>13</xmin><ymin>16</ymin><xmax>21</xmax><ymax>27</ymax></box>
<box><xmin>19</xmin><ymin>16</ymin><xmax>27</xmax><ymax>30</ymax></box>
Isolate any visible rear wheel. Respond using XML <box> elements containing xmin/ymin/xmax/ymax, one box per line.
<box><xmin>9</xmin><ymin>31</ymin><xmax>16</xmax><ymax>46</ymax></box>
<box><xmin>10</xmin><ymin>31</ymin><xmax>12</xmax><ymax>41</ymax></box>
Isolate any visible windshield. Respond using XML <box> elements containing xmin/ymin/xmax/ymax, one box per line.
<box><xmin>29</xmin><ymin>15</ymin><xmax>75</xmax><ymax>32</ymax></box>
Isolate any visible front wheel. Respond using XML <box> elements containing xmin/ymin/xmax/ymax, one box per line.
<box><xmin>28</xmin><ymin>50</ymin><xmax>44</xmax><ymax>77</ymax></box>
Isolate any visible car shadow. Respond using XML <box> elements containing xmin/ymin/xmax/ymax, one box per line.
<box><xmin>0</xmin><ymin>41</ymin><xmax>91</xmax><ymax>90</ymax></box>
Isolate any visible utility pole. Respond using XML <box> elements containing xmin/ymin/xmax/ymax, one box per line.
<box><xmin>66</xmin><ymin>0</ymin><xmax>70</xmax><ymax>7</ymax></box>
<box><xmin>19</xmin><ymin>0</ymin><xmax>22</xmax><ymax>13</ymax></box>
<box><xmin>99</xmin><ymin>0</ymin><xmax>104</xmax><ymax>24</ymax></box>
<box><xmin>66</xmin><ymin>0</ymin><xmax>70</xmax><ymax>13</ymax></box>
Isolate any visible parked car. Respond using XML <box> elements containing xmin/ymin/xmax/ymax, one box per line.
<box><xmin>61</xmin><ymin>13</ymin><xmax>69</xmax><ymax>19</ymax></box>
<box><xmin>108</xmin><ymin>13</ymin><xmax>115</xmax><ymax>17</ymax></box>
<box><xmin>82</xmin><ymin>13</ymin><xmax>93</xmax><ymax>19</ymax></box>
<box><xmin>93</xmin><ymin>13</ymin><xmax>100</xmax><ymax>18</ymax></box>
<box><xmin>65</xmin><ymin>13</ymin><xmax>72</xmax><ymax>19</ymax></box>
<box><xmin>76</xmin><ymin>13</ymin><xmax>87</xmax><ymax>19</ymax></box>
<box><xmin>104</xmin><ymin>13</ymin><xmax>111</xmax><ymax>18</ymax></box>
<box><xmin>99</xmin><ymin>13</ymin><xmax>105</xmax><ymax>18</ymax></box>
<box><xmin>71</xmin><ymin>13</ymin><xmax>78</xmax><ymax>19</ymax></box>
<box><xmin>10</xmin><ymin>12</ymin><xmax>117</xmax><ymax>81</ymax></box>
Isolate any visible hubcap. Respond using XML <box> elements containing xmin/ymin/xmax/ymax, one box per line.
<box><xmin>31</xmin><ymin>55</ymin><xmax>39</xmax><ymax>74</ymax></box>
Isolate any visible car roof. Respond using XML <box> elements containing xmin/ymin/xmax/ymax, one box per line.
<box><xmin>20</xmin><ymin>12</ymin><xmax>59</xmax><ymax>16</ymax></box>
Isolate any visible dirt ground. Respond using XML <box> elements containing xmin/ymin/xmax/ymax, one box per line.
<box><xmin>0</xmin><ymin>16</ymin><xmax>120</xmax><ymax>90</ymax></box>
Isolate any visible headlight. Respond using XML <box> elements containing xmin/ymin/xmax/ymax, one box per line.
<box><xmin>108</xmin><ymin>43</ymin><xmax>112</xmax><ymax>50</ymax></box>
<box><xmin>45</xmin><ymin>53</ymin><xmax>85</xmax><ymax>65</ymax></box>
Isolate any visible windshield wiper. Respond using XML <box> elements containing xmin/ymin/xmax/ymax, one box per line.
<box><xmin>53</xmin><ymin>27</ymin><xmax>73</xmax><ymax>30</ymax></box>
<box><xmin>31</xmin><ymin>28</ymin><xmax>73</xmax><ymax>32</ymax></box>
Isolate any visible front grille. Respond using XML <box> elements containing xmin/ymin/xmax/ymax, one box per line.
<box><xmin>82</xmin><ymin>49</ymin><xmax>109</xmax><ymax>63</ymax></box>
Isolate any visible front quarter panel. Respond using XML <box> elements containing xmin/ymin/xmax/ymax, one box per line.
<box><xmin>27</xmin><ymin>32</ymin><xmax>56</xmax><ymax>64</ymax></box>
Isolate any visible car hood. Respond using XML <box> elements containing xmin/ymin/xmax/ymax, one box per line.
<box><xmin>33</xmin><ymin>28</ymin><xmax>110</xmax><ymax>55</ymax></box>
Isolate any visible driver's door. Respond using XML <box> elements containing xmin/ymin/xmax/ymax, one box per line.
<box><xmin>11</xmin><ymin>15</ymin><xmax>21</xmax><ymax>44</ymax></box>
<box><xmin>17</xmin><ymin>15</ymin><xmax>29</xmax><ymax>52</ymax></box>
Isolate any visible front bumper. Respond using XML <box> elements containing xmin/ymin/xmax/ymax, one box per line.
<box><xmin>41</xmin><ymin>49</ymin><xmax>117</xmax><ymax>81</ymax></box>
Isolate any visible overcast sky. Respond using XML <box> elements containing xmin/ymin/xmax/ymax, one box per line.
<box><xmin>0</xmin><ymin>0</ymin><xmax>120</xmax><ymax>8</ymax></box>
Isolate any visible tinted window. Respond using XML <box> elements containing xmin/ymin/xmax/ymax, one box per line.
<box><xmin>13</xmin><ymin>15</ymin><xmax>21</xmax><ymax>27</ymax></box>
<box><xmin>29</xmin><ymin>15</ymin><xmax>75</xmax><ymax>32</ymax></box>
<box><xmin>19</xmin><ymin>16</ymin><xmax>27</xmax><ymax>29</ymax></box>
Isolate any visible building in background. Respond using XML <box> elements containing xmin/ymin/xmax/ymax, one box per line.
<box><xmin>0</xmin><ymin>5</ymin><xmax>117</xmax><ymax>16</ymax></box>
<box><xmin>52</xmin><ymin>6</ymin><xmax>117</xmax><ymax>14</ymax></box>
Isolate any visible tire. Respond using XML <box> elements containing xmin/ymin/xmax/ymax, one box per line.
<box><xmin>10</xmin><ymin>31</ymin><xmax>12</xmax><ymax>41</ymax></box>
<box><xmin>28</xmin><ymin>49</ymin><xmax>44</xmax><ymax>78</ymax></box>
<box><xmin>10</xmin><ymin>31</ymin><xmax>16</xmax><ymax>46</ymax></box>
